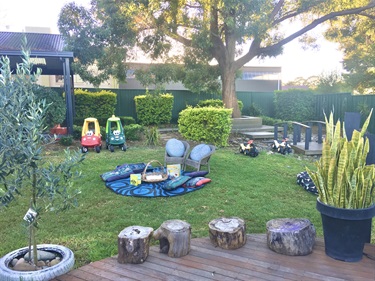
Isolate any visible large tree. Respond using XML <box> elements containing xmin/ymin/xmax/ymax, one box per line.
<box><xmin>59</xmin><ymin>0</ymin><xmax>375</xmax><ymax>117</ymax></box>
<box><xmin>324</xmin><ymin>10</ymin><xmax>375</xmax><ymax>94</ymax></box>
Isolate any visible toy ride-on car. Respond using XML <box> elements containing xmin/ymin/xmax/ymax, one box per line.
<box><xmin>81</xmin><ymin>117</ymin><xmax>102</xmax><ymax>153</ymax></box>
<box><xmin>105</xmin><ymin>115</ymin><xmax>127</xmax><ymax>152</ymax></box>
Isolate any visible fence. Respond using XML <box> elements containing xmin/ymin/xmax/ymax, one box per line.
<box><xmin>52</xmin><ymin>88</ymin><xmax>375</xmax><ymax>133</ymax></box>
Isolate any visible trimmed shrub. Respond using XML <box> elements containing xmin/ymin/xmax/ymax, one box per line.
<box><xmin>178</xmin><ymin>107</ymin><xmax>232</xmax><ymax>147</ymax></box>
<box><xmin>134</xmin><ymin>92</ymin><xmax>173</xmax><ymax>125</ymax></box>
<box><xmin>124</xmin><ymin>124</ymin><xmax>144</xmax><ymax>141</ymax></box>
<box><xmin>274</xmin><ymin>89</ymin><xmax>315</xmax><ymax>122</ymax></box>
<box><xmin>59</xmin><ymin>135</ymin><xmax>73</xmax><ymax>146</ymax></box>
<box><xmin>198</xmin><ymin>98</ymin><xmax>243</xmax><ymax>112</ymax></box>
<box><xmin>120</xmin><ymin>116</ymin><xmax>136</xmax><ymax>125</ymax></box>
<box><xmin>74</xmin><ymin>89</ymin><xmax>117</xmax><ymax>121</ymax></box>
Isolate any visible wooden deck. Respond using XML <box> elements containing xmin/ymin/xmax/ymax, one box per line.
<box><xmin>53</xmin><ymin>234</ymin><xmax>374</xmax><ymax>281</ymax></box>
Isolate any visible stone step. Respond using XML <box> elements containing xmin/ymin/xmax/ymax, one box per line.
<box><xmin>240</xmin><ymin>131</ymin><xmax>275</xmax><ymax>139</ymax></box>
<box><xmin>231</xmin><ymin>116</ymin><xmax>262</xmax><ymax>129</ymax></box>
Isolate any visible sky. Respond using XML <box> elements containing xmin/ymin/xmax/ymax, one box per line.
<box><xmin>0</xmin><ymin>0</ymin><xmax>344</xmax><ymax>83</ymax></box>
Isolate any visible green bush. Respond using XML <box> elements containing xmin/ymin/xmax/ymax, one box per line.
<box><xmin>274</xmin><ymin>89</ymin><xmax>315</xmax><ymax>122</ymax></box>
<box><xmin>33</xmin><ymin>85</ymin><xmax>66</xmax><ymax>129</ymax></box>
<box><xmin>120</xmin><ymin>116</ymin><xmax>136</xmax><ymax>125</ymax></box>
<box><xmin>198</xmin><ymin>98</ymin><xmax>243</xmax><ymax>112</ymax></box>
<box><xmin>59</xmin><ymin>135</ymin><xmax>73</xmax><ymax>146</ymax></box>
<box><xmin>73</xmin><ymin>125</ymin><xmax>82</xmax><ymax>140</ymax></box>
<box><xmin>178</xmin><ymin>107</ymin><xmax>232</xmax><ymax>146</ymax></box>
<box><xmin>134</xmin><ymin>92</ymin><xmax>173</xmax><ymax>125</ymax></box>
<box><xmin>74</xmin><ymin>89</ymin><xmax>117</xmax><ymax>121</ymax></box>
<box><xmin>244</xmin><ymin>102</ymin><xmax>263</xmax><ymax>116</ymax></box>
<box><xmin>124</xmin><ymin>124</ymin><xmax>144</xmax><ymax>141</ymax></box>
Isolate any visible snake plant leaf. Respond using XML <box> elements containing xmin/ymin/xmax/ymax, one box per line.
<box><xmin>360</xmin><ymin>108</ymin><xmax>373</xmax><ymax>137</ymax></box>
<box><xmin>336</xmin><ymin>141</ymin><xmax>348</xmax><ymax>206</ymax></box>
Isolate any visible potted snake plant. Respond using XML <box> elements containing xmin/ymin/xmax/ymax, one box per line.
<box><xmin>306</xmin><ymin>109</ymin><xmax>375</xmax><ymax>262</ymax></box>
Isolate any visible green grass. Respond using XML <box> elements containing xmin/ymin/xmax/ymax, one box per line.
<box><xmin>0</xmin><ymin>144</ymin><xmax>373</xmax><ymax>268</ymax></box>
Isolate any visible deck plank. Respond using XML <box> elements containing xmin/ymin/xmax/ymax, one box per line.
<box><xmin>52</xmin><ymin>234</ymin><xmax>375</xmax><ymax>281</ymax></box>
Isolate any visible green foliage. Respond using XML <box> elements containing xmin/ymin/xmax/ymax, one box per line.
<box><xmin>244</xmin><ymin>102</ymin><xmax>263</xmax><ymax>116</ymax></box>
<box><xmin>178</xmin><ymin>107</ymin><xmax>232</xmax><ymax>147</ymax></box>
<box><xmin>198</xmin><ymin>99</ymin><xmax>243</xmax><ymax>112</ymax></box>
<box><xmin>124</xmin><ymin>124</ymin><xmax>144</xmax><ymax>141</ymax></box>
<box><xmin>324</xmin><ymin>12</ymin><xmax>375</xmax><ymax>94</ymax></box>
<box><xmin>313</xmin><ymin>71</ymin><xmax>351</xmax><ymax>94</ymax></box>
<box><xmin>59</xmin><ymin>0</ymin><xmax>375</xmax><ymax>118</ymax></box>
<box><xmin>59</xmin><ymin>135</ymin><xmax>73</xmax><ymax>146</ymax></box>
<box><xmin>261</xmin><ymin>116</ymin><xmax>288</xmax><ymax>127</ymax></box>
<box><xmin>74</xmin><ymin>89</ymin><xmax>117</xmax><ymax>120</ymax></box>
<box><xmin>0</xmin><ymin>51</ymin><xmax>85</xmax><ymax>265</ymax></box>
<box><xmin>73</xmin><ymin>125</ymin><xmax>83</xmax><ymax>140</ymax></box>
<box><xmin>306</xmin><ymin>110</ymin><xmax>375</xmax><ymax>209</ymax></box>
<box><xmin>58</xmin><ymin>2</ymin><xmax>134</xmax><ymax>86</ymax></box>
<box><xmin>33</xmin><ymin>85</ymin><xmax>66</xmax><ymax>129</ymax></box>
<box><xmin>274</xmin><ymin>89</ymin><xmax>315</xmax><ymax>122</ymax></box>
<box><xmin>144</xmin><ymin>126</ymin><xmax>160</xmax><ymax>146</ymax></box>
<box><xmin>120</xmin><ymin>116</ymin><xmax>136</xmax><ymax>125</ymax></box>
<box><xmin>134</xmin><ymin>92</ymin><xmax>173</xmax><ymax>125</ymax></box>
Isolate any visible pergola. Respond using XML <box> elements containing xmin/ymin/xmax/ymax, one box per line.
<box><xmin>0</xmin><ymin>32</ymin><xmax>75</xmax><ymax>134</ymax></box>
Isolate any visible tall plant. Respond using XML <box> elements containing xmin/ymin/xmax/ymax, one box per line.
<box><xmin>307</xmin><ymin>109</ymin><xmax>375</xmax><ymax>209</ymax></box>
<box><xmin>0</xmin><ymin>51</ymin><xmax>85</xmax><ymax>267</ymax></box>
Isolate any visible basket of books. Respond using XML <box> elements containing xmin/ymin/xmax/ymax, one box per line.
<box><xmin>141</xmin><ymin>160</ymin><xmax>168</xmax><ymax>183</ymax></box>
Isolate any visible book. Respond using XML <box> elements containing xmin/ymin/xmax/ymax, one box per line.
<box><xmin>130</xmin><ymin>174</ymin><xmax>141</xmax><ymax>186</ymax></box>
<box><xmin>167</xmin><ymin>164</ymin><xmax>181</xmax><ymax>179</ymax></box>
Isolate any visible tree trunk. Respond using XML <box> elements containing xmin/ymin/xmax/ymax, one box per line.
<box><xmin>266</xmin><ymin>218</ymin><xmax>316</xmax><ymax>256</ymax></box>
<box><xmin>117</xmin><ymin>225</ymin><xmax>154</xmax><ymax>264</ymax></box>
<box><xmin>208</xmin><ymin>217</ymin><xmax>247</xmax><ymax>249</ymax></box>
<box><xmin>221</xmin><ymin>68</ymin><xmax>241</xmax><ymax>118</ymax></box>
<box><xmin>153</xmin><ymin>219</ymin><xmax>191</xmax><ymax>258</ymax></box>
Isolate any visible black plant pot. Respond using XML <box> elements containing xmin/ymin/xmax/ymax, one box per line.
<box><xmin>316</xmin><ymin>199</ymin><xmax>375</xmax><ymax>262</ymax></box>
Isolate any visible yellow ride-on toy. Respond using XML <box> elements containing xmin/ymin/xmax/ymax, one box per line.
<box><xmin>81</xmin><ymin>117</ymin><xmax>102</xmax><ymax>153</ymax></box>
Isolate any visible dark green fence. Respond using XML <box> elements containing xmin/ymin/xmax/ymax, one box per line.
<box><xmin>52</xmin><ymin>87</ymin><xmax>375</xmax><ymax>133</ymax></box>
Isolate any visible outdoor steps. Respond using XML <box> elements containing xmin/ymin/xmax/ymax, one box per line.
<box><xmin>231</xmin><ymin>116</ymin><xmax>279</xmax><ymax>139</ymax></box>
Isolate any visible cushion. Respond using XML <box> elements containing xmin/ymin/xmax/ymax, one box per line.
<box><xmin>190</xmin><ymin>144</ymin><xmax>211</xmax><ymax>161</ymax></box>
<box><xmin>166</xmin><ymin>139</ymin><xmax>185</xmax><ymax>157</ymax></box>
<box><xmin>196</xmin><ymin>177</ymin><xmax>211</xmax><ymax>186</ymax></box>
<box><xmin>163</xmin><ymin>176</ymin><xmax>191</xmax><ymax>191</ymax></box>
<box><xmin>183</xmin><ymin>177</ymin><xmax>211</xmax><ymax>188</ymax></box>
<box><xmin>116</xmin><ymin>163</ymin><xmax>147</xmax><ymax>173</ymax></box>
<box><xmin>184</xmin><ymin>170</ymin><xmax>209</xmax><ymax>177</ymax></box>
<box><xmin>100</xmin><ymin>166</ymin><xmax>133</xmax><ymax>182</ymax></box>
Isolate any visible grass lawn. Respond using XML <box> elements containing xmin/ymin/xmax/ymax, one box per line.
<box><xmin>0</xmin><ymin>143</ymin><xmax>373</xmax><ymax>268</ymax></box>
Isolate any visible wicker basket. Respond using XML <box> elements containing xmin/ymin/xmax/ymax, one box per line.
<box><xmin>141</xmin><ymin>160</ymin><xmax>168</xmax><ymax>183</ymax></box>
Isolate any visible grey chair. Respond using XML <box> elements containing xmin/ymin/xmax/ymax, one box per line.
<box><xmin>184</xmin><ymin>144</ymin><xmax>216</xmax><ymax>172</ymax></box>
<box><xmin>164</xmin><ymin>140</ymin><xmax>190</xmax><ymax>167</ymax></box>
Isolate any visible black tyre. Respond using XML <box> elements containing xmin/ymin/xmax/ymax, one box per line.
<box><xmin>81</xmin><ymin>147</ymin><xmax>88</xmax><ymax>153</ymax></box>
<box><xmin>110</xmin><ymin>145</ymin><xmax>114</xmax><ymax>152</ymax></box>
<box><xmin>95</xmin><ymin>146</ymin><xmax>101</xmax><ymax>153</ymax></box>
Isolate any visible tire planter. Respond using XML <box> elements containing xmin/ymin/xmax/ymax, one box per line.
<box><xmin>0</xmin><ymin>244</ymin><xmax>74</xmax><ymax>281</ymax></box>
<box><xmin>316</xmin><ymin>199</ymin><xmax>375</xmax><ymax>262</ymax></box>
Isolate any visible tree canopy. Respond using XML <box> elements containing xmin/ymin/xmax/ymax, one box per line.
<box><xmin>59</xmin><ymin>0</ymin><xmax>375</xmax><ymax>117</ymax></box>
<box><xmin>324</xmin><ymin>9</ymin><xmax>375</xmax><ymax>94</ymax></box>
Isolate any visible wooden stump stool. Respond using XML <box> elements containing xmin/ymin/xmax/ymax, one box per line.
<box><xmin>266</xmin><ymin>218</ymin><xmax>316</xmax><ymax>256</ymax></box>
<box><xmin>153</xmin><ymin>220</ymin><xmax>191</xmax><ymax>258</ymax></box>
<box><xmin>208</xmin><ymin>217</ymin><xmax>247</xmax><ymax>250</ymax></box>
<box><xmin>118</xmin><ymin>225</ymin><xmax>154</xmax><ymax>264</ymax></box>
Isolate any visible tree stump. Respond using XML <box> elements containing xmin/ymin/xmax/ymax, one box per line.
<box><xmin>117</xmin><ymin>225</ymin><xmax>154</xmax><ymax>264</ymax></box>
<box><xmin>208</xmin><ymin>217</ymin><xmax>247</xmax><ymax>250</ymax></box>
<box><xmin>266</xmin><ymin>218</ymin><xmax>316</xmax><ymax>256</ymax></box>
<box><xmin>153</xmin><ymin>220</ymin><xmax>191</xmax><ymax>258</ymax></box>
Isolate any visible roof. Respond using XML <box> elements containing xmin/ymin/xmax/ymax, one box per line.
<box><xmin>0</xmin><ymin>31</ymin><xmax>73</xmax><ymax>75</ymax></box>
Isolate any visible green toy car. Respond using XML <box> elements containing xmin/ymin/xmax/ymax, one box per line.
<box><xmin>105</xmin><ymin>115</ymin><xmax>127</xmax><ymax>152</ymax></box>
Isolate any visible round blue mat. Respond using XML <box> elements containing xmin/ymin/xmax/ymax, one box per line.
<box><xmin>105</xmin><ymin>178</ymin><xmax>206</xmax><ymax>197</ymax></box>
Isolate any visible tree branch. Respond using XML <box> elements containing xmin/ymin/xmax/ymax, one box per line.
<box><xmin>261</xmin><ymin>2</ymin><xmax>375</xmax><ymax>56</ymax></box>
